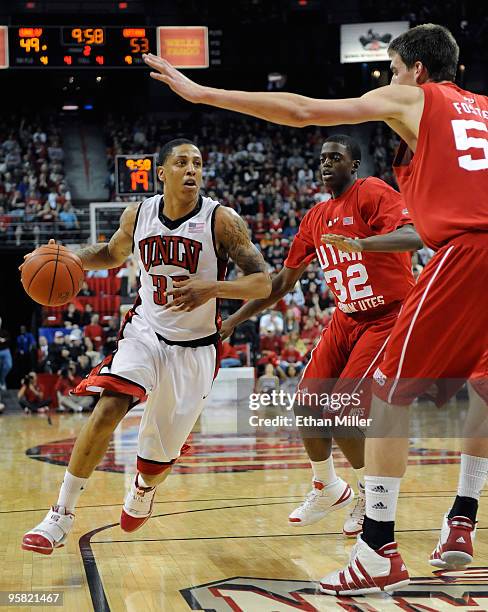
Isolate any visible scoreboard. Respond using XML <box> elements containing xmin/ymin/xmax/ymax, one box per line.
<box><xmin>0</xmin><ymin>25</ymin><xmax>216</xmax><ymax>69</ymax></box>
<box><xmin>115</xmin><ymin>155</ymin><xmax>158</xmax><ymax>196</ymax></box>
<box><xmin>10</xmin><ymin>26</ymin><xmax>151</xmax><ymax>68</ymax></box>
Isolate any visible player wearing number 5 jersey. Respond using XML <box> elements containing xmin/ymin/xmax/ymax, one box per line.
<box><xmin>22</xmin><ymin>139</ymin><xmax>271</xmax><ymax>555</ymax></box>
<box><xmin>144</xmin><ymin>23</ymin><xmax>488</xmax><ymax>595</ymax></box>
<box><xmin>222</xmin><ymin>134</ymin><xmax>421</xmax><ymax>537</ymax></box>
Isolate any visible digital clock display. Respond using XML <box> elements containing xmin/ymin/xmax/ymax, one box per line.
<box><xmin>115</xmin><ymin>155</ymin><xmax>157</xmax><ymax>196</ymax></box>
<box><xmin>10</xmin><ymin>25</ymin><xmax>153</xmax><ymax>68</ymax></box>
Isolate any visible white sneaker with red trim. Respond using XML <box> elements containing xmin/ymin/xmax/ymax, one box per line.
<box><xmin>21</xmin><ymin>506</ymin><xmax>74</xmax><ymax>555</ymax></box>
<box><xmin>288</xmin><ymin>478</ymin><xmax>354</xmax><ymax>527</ymax></box>
<box><xmin>430</xmin><ymin>514</ymin><xmax>476</xmax><ymax>569</ymax></box>
<box><xmin>120</xmin><ymin>474</ymin><xmax>156</xmax><ymax>532</ymax></box>
<box><xmin>343</xmin><ymin>483</ymin><xmax>365</xmax><ymax>537</ymax></box>
<box><xmin>319</xmin><ymin>536</ymin><xmax>410</xmax><ymax>596</ymax></box>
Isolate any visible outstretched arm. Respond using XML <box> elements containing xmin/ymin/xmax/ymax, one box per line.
<box><xmin>143</xmin><ymin>53</ymin><xmax>422</xmax><ymax>128</ymax></box>
<box><xmin>321</xmin><ymin>224</ymin><xmax>423</xmax><ymax>253</ymax></box>
<box><xmin>76</xmin><ymin>203</ymin><xmax>138</xmax><ymax>270</ymax></box>
<box><xmin>220</xmin><ymin>264</ymin><xmax>308</xmax><ymax>339</ymax></box>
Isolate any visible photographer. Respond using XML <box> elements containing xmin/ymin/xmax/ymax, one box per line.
<box><xmin>55</xmin><ymin>363</ymin><xmax>93</xmax><ymax>413</ymax></box>
<box><xmin>17</xmin><ymin>372</ymin><xmax>50</xmax><ymax>414</ymax></box>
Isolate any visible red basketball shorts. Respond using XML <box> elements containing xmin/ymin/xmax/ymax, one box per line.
<box><xmin>298</xmin><ymin>303</ymin><xmax>402</xmax><ymax>418</ymax></box>
<box><xmin>373</xmin><ymin>233</ymin><xmax>488</xmax><ymax>406</ymax></box>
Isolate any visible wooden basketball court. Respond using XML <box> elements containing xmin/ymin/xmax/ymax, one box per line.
<box><xmin>1</xmin><ymin>401</ymin><xmax>487</xmax><ymax>611</ymax></box>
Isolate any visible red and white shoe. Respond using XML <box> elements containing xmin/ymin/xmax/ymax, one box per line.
<box><xmin>343</xmin><ymin>483</ymin><xmax>365</xmax><ymax>537</ymax></box>
<box><xmin>288</xmin><ymin>478</ymin><xmax>354</xmax><ymax>527</ymax></box>
<box><xmin>120</xmin><ymin>474</ymin><xmax>156</xmax><ymax>532</ymax></box>
<box><xmin>21</xmin><ymin>506</ymin><xmax>74</xmax><ymax>555</ymax></box>
<box><xmin>319</xmin><ymin>536</ymin><xmax>410</xmax><ymax>596</ymax></box>
<box><xmin>430</xmin><ymin>514</ymin><xmax>476</xmax><ymax>569</ymax></box>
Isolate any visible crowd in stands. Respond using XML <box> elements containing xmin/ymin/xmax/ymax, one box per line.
<box><xmin>1</xmin><ymin>112</ymin><xmax>429</xmax><ymax>410</ymax></box>
<box><xmin>0</xmin><ymin>116</ymin><xmax>79</xmax><ymax>246</ymax></box>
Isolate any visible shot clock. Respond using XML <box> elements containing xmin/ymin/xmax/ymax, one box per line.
<box><xmin>115</xmin><ymin>155</ymin><xmax>158</xmax><ymax>196</ymax></box>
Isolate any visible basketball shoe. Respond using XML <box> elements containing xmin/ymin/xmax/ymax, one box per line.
<box><xmin>288</xmin><ymin>478</ymin><xmax>354</xmax><ymax>527</ymax></box>
<box><xmin>343</xmin><ymin>482</ymin><xmax>365</xmax><ymax>537</ymax></box>
<box><xmin>120</xmin><ymin>474</ymin><xmax>156</xmax><ymax>532</ymax></box>
<box><xmin>21</xmin><ymin>506</ymin><xmax>74</xmax><ymax>555</ymax></box>
<box><xmin>319</xmin><ymin>536</ymin><xmax>410</xmax><ymax>596</ymax></box>
<box><xmin>430</xmin><ymin>514</ymin><xmax>476</xmax><ymax>569</ymax></box>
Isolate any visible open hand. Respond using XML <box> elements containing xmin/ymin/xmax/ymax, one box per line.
<box><xmin>142</xmin><ymin>53</ymin><xmax>206</xmax><ymax>103</ymax></box>
<box><xmin>321</xmin><ymin>234</ymin><xmax>363</xmax><ymax>253</ymax></box>
<box><xmin>164</xmin><ymin>279</ymin><xmax>217</xmax><ymax>312</ymax></box>
<box><xmin>19</xmin><ymin>238</ymin><xmax>55</xmax><ymax>271</ymax></box>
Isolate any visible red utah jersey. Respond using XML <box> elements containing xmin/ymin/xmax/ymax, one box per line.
<box><xmin>284</xmin><ymin>177</ymin><xmax>414</xmax><ymax>316</ymax></box>
<box><xmin>394</xmin><ymin>82</ymin><xmax>488</xmax><ymax>250</ymax></box>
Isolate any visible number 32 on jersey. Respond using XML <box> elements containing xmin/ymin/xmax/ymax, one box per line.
<box><xmin>316</xmin><ymin>245</ymin><xmax>373</xmax><ymax>302</ymax></box>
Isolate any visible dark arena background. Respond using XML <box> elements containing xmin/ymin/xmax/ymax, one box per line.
<box><xmin>0</xmin><ymin>1</ymin><xmax>487</xmax><ymax>611</ymax></box>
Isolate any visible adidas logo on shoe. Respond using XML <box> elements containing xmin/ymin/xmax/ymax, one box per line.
<box><xmin>372</xmin><ymin>502</ymin><xmax>387</xmax><ymax>509</ymax></box>
<box><xmin>372</xmin><ymin>485</ymin><xmax>388</xmax><ymax>493</ymax></box>
<box><xmin>401</xmin><ymin>564</ymin><xmax>406</xmax><ymax>571</ymax></box>
<box><xmin>456</xmin><ymin>537</ymin><xmax>466</xmax><ymax>543</ymax></box>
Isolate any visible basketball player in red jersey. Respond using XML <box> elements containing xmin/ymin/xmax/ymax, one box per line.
<box><xmin>221</xmin><ymin>133</ymin><xmax>420</xmax><ymax>538</ymax></box>
<box><xmin>21</xmin><ymin>140</ymin><xmax>271</xmax><ymax>555</ymax></box>
<box><xmin>144</xmin><ymin>23</ymin><xmax>488</xmax><ymax>593</ymax></box>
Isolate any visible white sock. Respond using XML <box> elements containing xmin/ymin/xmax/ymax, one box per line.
<box><xmin>311</xmin><ymin>456</ymin><xmax>337</xmax><ymax>486</ymax></box>
<box><xmin>365</xmin><ymin>475</ymin><xmax>401</xmax><ymax>522</ymax></box>
<box><xmin>353</xmin><ymin>467</ymin><xmax>365</xmax><ymax>490</ymax></box>
<box><xmin>458</xmin><ymin>453</ymin><xmax>488</xmax><ymax>501</ymax></box>
<box><xmin>56</xmin><ymin>471</ymin><xmax>87</xmax><ymax>512</ymax></box>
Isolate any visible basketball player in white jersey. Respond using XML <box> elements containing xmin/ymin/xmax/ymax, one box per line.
<box><xmin>22</xmin><ymin>139</ymin><xmax>271</xmax><ymax>554</ymax></box>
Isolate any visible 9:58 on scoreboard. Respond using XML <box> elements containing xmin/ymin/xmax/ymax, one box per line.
<box><xmin>0</xmin><ymin>25</ymin><xmax>210</xmax><ymax>69</ymax></box>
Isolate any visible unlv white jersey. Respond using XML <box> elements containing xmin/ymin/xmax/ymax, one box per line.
<box><xmin>132</xmin><ymin>194</ymin><xmax>227</xmax><ymax>343</ymax></box>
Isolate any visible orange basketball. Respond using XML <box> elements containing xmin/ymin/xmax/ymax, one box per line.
<box><xmin>21</xmin><ymin>244</ymin><xmax>84</xmax><ymax>306</ymax></box>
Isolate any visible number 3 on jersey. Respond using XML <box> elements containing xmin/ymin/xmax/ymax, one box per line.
<box><xmin>324</xmin><ymin>263</ymin><xmax>373</xmax><ymax>302</ymax></box>
<box><xmin>150</xmin><ymin>274</ymin><xmax>189</xmax><ymax>306</ymax></box>
<box><xmin>451</xmin><ymin>119</ymin><xmax>488</xmax><ymax>171</ymax></box>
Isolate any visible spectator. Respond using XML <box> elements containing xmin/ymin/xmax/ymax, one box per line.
<box><xmin>288</xmin><ymin>331</ymin><xmax>308</xmax><ymax>356</ymax></box>
<box><xmin>280</xmin><ymin>365</ymin><xmax>300</xmax><ymax>394</ymax></box>
<box><xmin>220</xmin><ymin>338</ymin><xmax>241</xmax><ymax>368</ymax></box>
<box><xmin>259</xmin><ymin>327</ymin><xmax>283</xmax><ymax>355</ymax></box>
<box><xmin>81</xmin><ymin>303</ymin><xmax>95</xmax><ymax>326</ymax></box>
<box><xmin>37</xmin><ymin>335</ymin><xmax>49</xmax><ymax>371</ymax></box>
<box><xmin>280</xmin><ymin>341</ymin><xmax>304</xmax><ymax>371</ymax></box>
<box><xmin>256</xmin><ymin>363</ymin><xmax>281</xmax><ymax>394</ymax></box>
<box><xmin>283</xmin><ymin>308</ymin><xmax>300</xmax><ymax>335</ymax></box>
<box><xmin>301</xmin><ymin>316</ymin><xmax>320</xmax><ymax>347</ymax></box>
<box><xmin>0</xmin><ymin>319</ymin><xmax>12</xmax><ymax>390</ymax></box>
<box><xmin>84</xmin><ymin>314</ymin><xmax>104</xmax><ymax>351</ymax></box>
<box><xmin>259</xmin><ymin>310</ymin><xmax>284</xmax><ymax>336</ymax></box>
<box><xmin>102</xmin><ymin>317</ymin><xmax>119</xmax><ymax>355</ymax></box>
<box><xmin>83</xmin><ymin>336</ymin><xmax>101</xmax><ymax>366</ymax></box>
<box><xmin>58</xmin><ymin>202</ymin><xmax>79</xmax><ymax>237</ymax></box>
<box><xmin>62</xmin><ymin>303</ymin><xmax>81</xmax><ymax>327</ymax></box>
<box><xmin>79</xmin><ymin>281</ymin><xmax>94</xmax><ymax>297</ymax></box>
<box><xmin>18</xmin><ymin>371</ymin><xmax>50</xmax><ymax>413</ymax></box>
<box><xmin>47</xmin><ymin>331</ymin><xmax>68</xmax><ymax>373</ymax></box>
<box><xmin>55</xmin><ymin>364</ymin><xmax>93</xmax><ymax>413</ymax></box>
<box><xmin>77</xmin><ymin>354</ymin><xmax>92</xmax><ymax>378</ymax></box>
<box><xmin>16</xmin><ymin>325</ymin><xmax>36</xmax><ymax>377</ymax></box>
